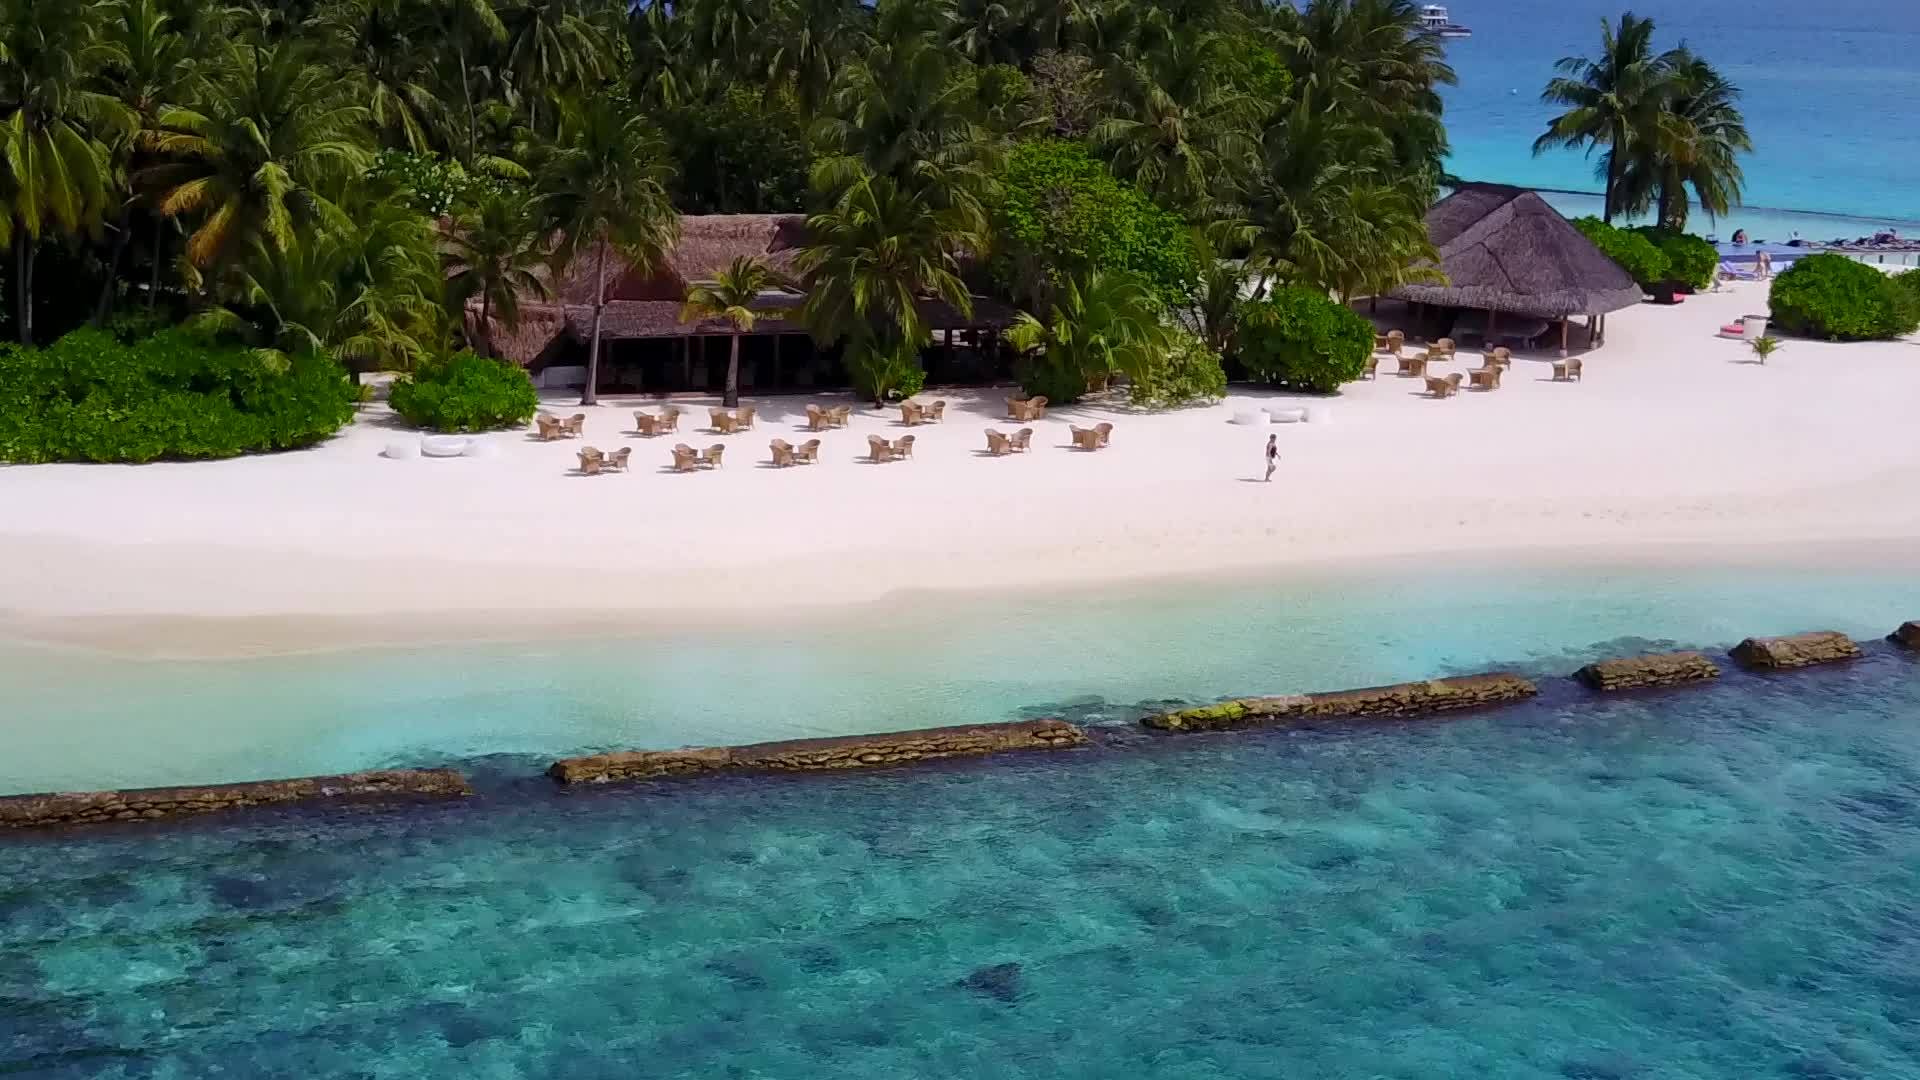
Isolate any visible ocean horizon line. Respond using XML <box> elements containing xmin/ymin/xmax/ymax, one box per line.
<box><xmin>1452</xmin><ymin>177</ymin><xmax>1920</xmax><ymax>229</ymax></box>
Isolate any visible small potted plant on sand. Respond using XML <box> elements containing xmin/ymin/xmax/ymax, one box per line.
<box><xmin>1748</xmin><ymin>335</ymin><xmax>1782</xmax><ymax>364</ymax></box>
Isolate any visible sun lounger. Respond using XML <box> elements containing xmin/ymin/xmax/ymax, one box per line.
<box><xmin>709</xmin><ymin>408</ymin><xmax>737</xmax><ymax>434</ymax></box>
<box><xmin>926</xmin><ymin>400</ymin><xmax>946</xmax><ymax>422</ymax></box>
<box><xmin>770</xmin><ymin>438</ymin><xmax>795</xmax><ymax>467</ymax></box>
<box><xmin>985</xmin><ymin>429</ymin><xmax>1012</xmax><ymax>456</ymax></box>
<box><xmin>535</xmin><ymin>414</ymin><xmax>562</xmax><ymax>441</ymax></box>
<box><xmin>1468</xmin><ymin>365</ymin><xmax>1502</xmax><ymax>390</ymax></box>
<box><xmin>735</xmin><ymin>406</ymin><xmax>756</xmax><ymax>431</ymax></box>
<box><xmin>1424</xmin><ymin>373</ymin><xmax>1463</xmax><ymax>398</ymax></box>
<box><xmin>562</xmin><ymin>413</ymin><xmax>585</xmax><ymax>437</ymax></box>
<box><xmin>577</xmin><ymin>447</ymin><xmax>604</xmax><ymax>474</ymax></box>
<box><xmin>1010</xmin><ymin>427</ymin><xmax>1033</xmax><ymax>452</ymax></box>
<box><xmin>892</xmin><ymin>434</ymin><xmax>915</xmax><ymax>459</ymax></box>
<box><xmin>670</xmin><ymin>443</ymin><xmax>698</xmax><ymax>472</ymax></box>
<box><xmin>1552</xmin><ymin>357</ymin><xmax>1583</xmax><ymax>382</ymax></box>
<box><xmin>867</xmin><ymin>434</ymin><xmax>895</xmax><ymax>463</ymax></box>
<box><xmin>796</xmin><ymin>438</ymin><xmax>820</xmax><ymax>464</ymax></box>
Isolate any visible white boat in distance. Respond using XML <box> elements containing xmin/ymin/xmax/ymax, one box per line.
<box><xmin>1419</xmin><ymin>4</ymin><xmax>1472</xmax><ymax>37</ymax></box>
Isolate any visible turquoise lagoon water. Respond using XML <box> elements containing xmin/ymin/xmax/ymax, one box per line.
<box><xmin>1440</xmin><ymin>0</ymin><xmax>1920</xmax><ymax>237</ymax></box>
<box><xmin>5</xmin><ymin>568</ymin><xmax>1920</xmax><ymax>1077</ymax></box>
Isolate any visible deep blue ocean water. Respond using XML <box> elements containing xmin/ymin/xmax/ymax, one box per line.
<box><xmin>4</xmin><ymin>648</ymin><xmax>1919</xmax><ymax>1078</ymax></box>
<box><xmin>1440</xmin><ymin>0</ymin><xmax>1920</xmax><ymax>236</ymax></box>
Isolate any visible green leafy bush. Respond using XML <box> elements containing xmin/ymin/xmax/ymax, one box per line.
<box><xmin>387</xmin><ymin>352</ymin><xmax>540</xmax><ymax>431</ymax></box>
<box><xmin>0</xmin><ymin>327</ymin><xmax>357</xmax><ymax>463</ymax></box>
<box><xmin>1573</xmin><ymin>217</ymin><xmax>1668</xmax><ymax>289</ymax></box>
<box><xmin>1234</xmin><ymin>287</ymin><xmax>1374</xmax><ymax>393</ymax></box>
<box><xmin>843</xmin><ymin>337</ymin><xmax>925</xmax><ymax>405</ymax></box>
<box><xmin>988</xmin><ymin>140</ymin><xmax>1202</xmax><ymax>306</ymax></box>
<box><xmin>1768</xmin><ymin>254</ymin><xmax>1920</xmax><ymax>341</ymax></box>
<box><xmin>1633</xmin><ymin>227</ymin><xmax>1717</xmax><ymax>291</ymax></box>
<box><xmin>1129</xmin><ymin>330</ymin><xmax>1227</xmax><ymax>408</ymax></box>
<box><xmin>1016</xmin><ymin>353</ymin><xmax>1095</xmax><ymax>403</ymax></box>
<box><xmin>1890</xmin><ymin>269</ymin><xmax>1920</xmax><ymax>327</ymax></box>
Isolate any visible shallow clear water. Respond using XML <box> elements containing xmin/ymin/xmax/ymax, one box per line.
<box><xmin>4</xmin><ymin>650</ymin><xmax>1919</xmax><ymax>1078</ymax></box>
<box><xmin>1441</xmin><ymin>0</ymin><xmax>1920</xmax><ymax>231</ymax></box>
<box><xmin>5</xmin><ymin>564</ymin><xmax>1919</xmax><ymax>794</ymax></box>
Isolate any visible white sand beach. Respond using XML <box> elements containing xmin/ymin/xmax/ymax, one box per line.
<box><xmin>3</xmin><ymin>280</ymin><xmax>1917</xmax><ymax>655</ymax></box>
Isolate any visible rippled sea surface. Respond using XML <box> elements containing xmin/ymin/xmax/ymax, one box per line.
<box><xmin>5</xmin><ymin>645</ymin><xmax>1920</xmax><ymax>1077</ymax></box>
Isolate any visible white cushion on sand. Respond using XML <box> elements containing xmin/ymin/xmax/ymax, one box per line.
<box><xmin>420</xmin><ymin>436</ymin><xmax>471</xmax><ymax>458</ymax></box>
<box><xmin>461</xmin><ymin>439</ymin><xmax>497</xmax><ymax>458</ymax></box>
<box><xmin>1270</xmin><ymin>408</ymin><xmax>1308</xmax><ymax>424</ymax></box>
<box><xmin>1232</xmin><ymin>409</ymin><xmax>1268</xmax><ymax>426</ymax></box>
<box><xmin>383</xmin><ymin>440</ymin><xmax>419</xmax><ymax>460</ymax></box>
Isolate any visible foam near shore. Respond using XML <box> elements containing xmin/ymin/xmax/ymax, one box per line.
<box><xmin>2</xmin><ymin>282</ymin><xmax>1918</xmax><ymax>654</ymax></box>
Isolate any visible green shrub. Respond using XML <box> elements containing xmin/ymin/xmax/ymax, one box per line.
<box><xmin>1633</xmin><ymin>227</ymin><xmax>1717</xmax><ymax>291</ymax></box>
<box><xmin>1015</xmin><ymin>353</ymin><xmax>1092</xmax><ymax>403</ymax></box>
<box><xmin>988</xmin><ymin>139</ymin><xmax>1202</xmax><ymax>307</ymax></box>
<box><xmin>1573</xmin><ymin>217</ymin><xmax>1667</xmax><ymax>289</ymax></box>
<box><xmin>1129</xmin><ymin>330</ymin><xmax>1227</xmax><ymax>408</ymax></box>
<box><xmin>0</xmin><ymin>327</ymin><xmax>357</xmax><ymax>463</ymax></box>
<box><xmin>1234</xmin><ymin>287</ymin><xmax>1374</xmax><ymax>393</ymax></box>
<box><xmin>843</xmin><ymin>337</ymin><xmax>925</xmax><ymax>405</ymax></box>
<box><xmin>1890</xmin><ymin>269</ymin><xmax>1920</xmax><ymax>328</ymax></box>
<box><xmin>1768</xmin><ymin>254</ymin><xmax>1920</xmax><ymax>341</ymax></box>
<box><xmin>387</xmin><ymin>352</ymin><xmax>540</xmax><ymax>431</ymax></box>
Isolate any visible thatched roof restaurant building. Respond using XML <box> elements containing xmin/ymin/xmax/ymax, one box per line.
<box><xmin>468</xmin><ymin>214</ymin><xmax>1017</xmax><ymax>394</ymax></box>
<box><xmin>1389</xmin><ymin>184</ymin><xmax>1645</xmax><ymax>355</ymax></box>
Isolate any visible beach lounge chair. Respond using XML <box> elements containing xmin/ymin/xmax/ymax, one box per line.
<box><xmin>670</xmin><ymin>444</ymin><xmax>699</xmax><ymax>472</ymax></box>
<box><xmin>562</xmin><ymin>414</ymin><xmax>586</xmax><ymax>437</ymax></box>
<box><xmin>829</xmin><ymin>405</ymin><xmax>852</xmax><ymax>428</ymax></box>
<box><xmin>1552</xmin><ymin>357</ymin><xmax>1583</xmax><ymax>381</ymax></box>
<box><xmin>1386</xmin><ymin>330</ymin><xmax>1404</xmax><ymax>357</ymax></box>
<box><xmin>735</xmin><ymin>406</ymin><xmax>756</xmax><ymax>431</ymax></box>
<box><xmin>709</xmin><ymin>408</ymin><xmax>737</xmax><ymax>434</ymax></box>
<box><xmin>606</xmin><ymin>447</ymin><xmax>631</xmax><ymax>472</ymax></box>
<box><xmin>700</xmin><ymin>443</ymin><xmax>726</xmax><ymax>468</ymax></box>
<box><xmin>806</xmin><ymin>404</ymin><xmax>830</xmax><ymax>432</ymax></box>
<box><xmin>535</xmin><ymin>413</ymin><xmax>563</xmax><ymax>441</ymax></box>
<box><xmin>1424</xmin><ymin>373</ymin><xmax>1464</xmax><ymax>398</ymax></box>
<box><xmin>984</xmin><ymin>429</ymin><xmax>1012</xmax><ymax>456</ymax></box>
<box><xmin>770</xmin><ymin>438</ymin><xmax>795</xmax><ymax>467</ymax></box>
<box><xmin>796</xmin><ymin>439</ymin><xmax>820</xmax><ymax>464</ymax></box>
<box><xmin>1362</xmin><ymin>356</ymin><xmax>1378</xmax><ymax>380</ymax></box>
<box><xmin>901</xmin><ymin>401</ymin><xmax>924</xmax><ymax>426</ymax></box>
<box><xmin>577</xmin><ymin>447</ymin><xmax>604</xmax><ymax>474</ymax></box>
<box><xmin>867</xmin><ymin>434</ymin><xmax>895</xmax><ymax>463</ymax></box>
<box><xmin>892</xmin><ymin>434</ymin><xmax>915</xmax><ymax>459</ymax></box>
<box><xmin>1468</xmin><ymin>365</ymin><xmax>1503</xmax><ymax>391</ymax></box>
<box><xmin>659</xmin><ymin>407</ymin><xmax>681</xmax><ymax>433</ymax></box>
<box><xmin>926</xmin><ymin>400</ymin><xmax>946</xmax><ymax>422</ymax></box>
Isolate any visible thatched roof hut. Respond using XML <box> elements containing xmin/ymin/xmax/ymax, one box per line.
<box><xmin>1389</xmin><ymin>184</ymin><xmax>1644</xmax><ymax>320</ymax></box>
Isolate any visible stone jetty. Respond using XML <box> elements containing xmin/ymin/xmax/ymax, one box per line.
<box><xmin>547</xmin><ymin>718</ymin><xmax>1089</xmax><ymax>784</ymax></box>
<box><xmin>1141</xmin><ymin>673</ymin><xmax>1538</xmax><ymax>733</ymax></box>
<box><xmin>0</xmin><ymin>769</ymin><xmax>474</xmax><ymax>831</ymax></box>
<box><xmin>1728</xmin><ymin>631</ymin><xmax>1862</xmax><ymax>671</ymax></box>
<box><xmin>1575</xmin><ymin>651</ymin><xmax>1721</xmax><ymax>691</ymax></box>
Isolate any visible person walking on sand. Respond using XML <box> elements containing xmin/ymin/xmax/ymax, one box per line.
<box><xmin>1263</xmin><ymin>434</ymin><xmax>1279</xmax><ymax>482</ymax></box>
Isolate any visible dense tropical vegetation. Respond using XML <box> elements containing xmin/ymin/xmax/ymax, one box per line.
<box><xmin>0</xmin><ymin>0</ymin><xmax>1464</xmax><ymax>458</ymax></box>
<box><xmin>1573</xmin><ymin>217</ymin><xmax>1716</xmax><ymax>294</ymax></box>
<box><xmin>1535</xmin><ymin>12</ymin><xmax>1751</xmax><ymax>230</ymax></box>
<box><xmin>1767</xmin><ymin>255</ymin><xmax>1920</xmax><ymax>343</ymax></box>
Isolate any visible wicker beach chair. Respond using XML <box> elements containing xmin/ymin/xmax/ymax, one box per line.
<box><xmin>1069</xmin><ymin>425</ymin><xmax>1099</xmax><ymax>450</ymax></box>
<box><xmin>926</xmin><ymin>400</ymin><xmax>946</xmax><ymax>422</ymax></box>
<box><xmin>1386</xmin><ymin>329</ymin><xmax>1405</xmax><ymax>357</ymax></box>
<box><xmin>1362</xmin><ymin>356</ymin><xmax>1378</xmax><ymax>380</ymax></box>
<box><xmin>796</xmin><ymin>438</ymin><xmax>821</xmax><ymax>464</ymax></box>
<box><xmin>1093</xmin><ymin>422</ymin><xmax>1113</xmax><ymax>447</ymax></box>
<box><xmin>1488</xmin><ymin>347</ymin><xmax>1512</xmax><ymax>368</ymax></box>
<box><xmin>562</xmin><ymin>413</ymin><xmax>586</xmax><ymax>437</ymax></box>
<box><xmin>1424</xmin><ymin>373</ymin><xmax>1464</xmax><ymax>398</ymax></box>
<box><xmin>770</xmin><ymin>438</ymin><xmax>795</xmax><ymax>466</ymax></box>
<box><xmin>829</xmin><ymin>404</ymin><xmax>853</xmax><ymax>428</ymax></box>
<box><xmin>1399</xmin><ymin>354</ymin><xmax>1429</xmax><ymax>378</ymax></box>
<box><xmin>709</xmin><ymin>408</ymin><xmax>736</xmax><ymax>434</ymax></box>
<box><xmin>1432</xmin><ymin>337</ymin><xmax>1456</xmax><ymax>359</ymax></box>
<box><xmin>606</xmin><ymin>447</ymin><xmax>631</xmax><ymax>471</ymax></box>
<box><xmin>1006</xmin><ymin>396</ymin><xmax>1032</xmax><ymax>421</ymax></box>
<box><xmin>634</xmin><ymin>411</ymin><xmax>661</xmax><ymax>436</ymax></box>
<box><xmin>699</xmin><ymin>443</ymin><xmax>726</xmax><ymax>468</ymax></box>
<box><xmin>670</xmin><ymin>444</ymin><xmax>698</xmax><ymax>472</ymax></box>
<box><xmin>806</xmin><ymin>404</ymin><xmax>830</xmax><ymax>432</ymax></box>
<box><xmin>1010</xmin><ymin>427</ymin><xmax>1034</xmax><ymax>452</ymax></box>
<box><xmin>659</xmin><ymin>407</ymin><xmax>681</xmax><ymax>433</ymax></box>
<box><xmin>984</xmin><ymin>429</ymin><xmax>1012</xmax><ymax>456</ymax></box>
<box><xmin>735</xmin><ymin>406</ymin><xmax>757</xmax><ymax>431</ymax></box>
<box><xmin>577</xmin><ymin>447</ymin><xmax>604</xmax><ymax>475</ymax></box>
<box><xmin>867</xmin><ymin>434</ymin><xmax>895</xmax><ymax>463</ymax></box>
<box><xmin>535</xmin><ymin>414</ymin><xmax>562</xmax><ymax>441</ymax></box>
<box><xmin>1552</xmin><ymin>357</ymin><xmax>1584</xmax><ymax>382</ymax></box>
<box><xmin>892</xmin><ymin>434</ymin><xmax>915</xmax><ymax>459</ymax></box>
<box><xmin>1468</xmin><ymin>365</ymin><xmax>1503</xmax><ymax>391</ymax></box>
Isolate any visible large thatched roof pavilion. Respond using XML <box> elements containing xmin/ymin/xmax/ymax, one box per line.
<box><xmin>1389</xmin><ymin>184</ymin><xmax>1645</xmax><ymax>355</ymax></box>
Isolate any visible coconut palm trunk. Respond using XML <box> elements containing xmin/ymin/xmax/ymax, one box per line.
<box><xmin>148</xmin><ymin>219</ymin><xmax>164</xmax><ymax>308</ymax></box>
<box><xmin>477</xmin><ymin>291</ymin><xmax>495</xmax><ymax>359</ymax></box>
<box><xmin>583</xmin><ymin>242</ymin><xmax>607</xmax><ymax>406</ymax></box>
<box><xmin>15</xmin><ymin>240</ymin><xmax>34</xmax><ymax>346</ymax></box>
<box><xmin>94</xmin><ymin>210</ymin><xmax>134</xmax><ymax>326</ymax></box>
<box><xmin>724</xmin><ymin>332</ymin><xmax>741</xmax><ymax>407</ymax></box>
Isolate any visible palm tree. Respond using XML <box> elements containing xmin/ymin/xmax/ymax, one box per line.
<box><xmin>433</xmin><ymin>0</ymin><xmax>507</xmax><ymax>164</ymax></box>
<box><xmin>93</xmin><ymin>0</ymin><xmax>196</xmax><ymax>324</ymax></box>
<box><xmin>680</xmin><ymin>255</ymin><xmax>781</xmax><ymax>407</ymax></box>
<box><xmin>1281</xmin><ymin>0</ymin><xmax>1455</xmax><ymax>184</ymax></box>
<box><xmin>1533</xmin><ymin>12</ymin><xmax>1683</xmax><ymax>224</ymax></box>
<box><xmin>536</xmin><ymin>94</ymin><xmax>678</xmax><ymax>405</ymax></box>
<box><xmin>443</xmin><ymin>186</ymin><xmax>550</xmax><ymax>359</ymax></box>
<box><xmin>1006</xmin><ymin>269</ymin><xmax>1172</xmax><ymax>395</ymax></box>
<box><xmin>502</xmin><ymin>0</ymin><xmax>607</xmax><ymax>135</ymax></box>
<box><xmin>1614</xmin><ymin>50</ymin><xmax>1749</xmax><ymax>231</ymax></box>
<box><xmin>140</xmin><ymin>41</ymin><xmax>372</xmax><ymax>279</ymax></box>
<box><xmin>795</xmin><ymin>170</ymin><xmax>978</xmax><ymax>404</ymax></box>
<box><xmin>0</xmin><ymin>0</ymin><xmax>129</xmax><ymax>343</ymax></box>
<box><xmin>324</xmin><ymin>0</ymin><xmax>452</xmax><ymax>153</ymax></box>
<box><xmin>1092</xmin><ymin>28</ymin><xmax>1256</xmax><ymax>214</ymax></box>
<box><xmin>763</xmin><ymin>0</ymin><xmax>869</xmax><ymax>120</ymax></box>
